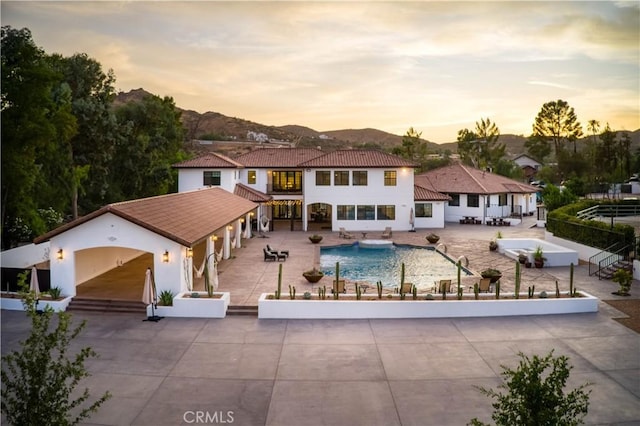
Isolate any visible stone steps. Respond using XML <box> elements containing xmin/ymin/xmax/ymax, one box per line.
<box><xmin>66</xmin><ymin>297</ymin><xmax>146</xmax><ymax>314</ymax></box>
<box><xmin>226</xmin><ymin>305</ymin><xmax>258</xmax><ymax>316</ymax></box>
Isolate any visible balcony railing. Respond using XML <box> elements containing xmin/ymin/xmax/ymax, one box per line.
<box><xmin>266</xmin><ymin>184</ymin><xmax>303</xmax><ymax>195</ymax></box>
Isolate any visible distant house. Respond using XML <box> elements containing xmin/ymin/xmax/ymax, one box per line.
<box><xmin>415</xmin><ymin>163</ymin><xmax>539</xmax><ymax>224</ymax></box>
<box><xmin>512</xmin><ymin>154</ymin><xmax>542</xmax><ymax>182</ymax></box>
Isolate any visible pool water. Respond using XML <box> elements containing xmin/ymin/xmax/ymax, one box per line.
<box><xmin>320</xmin><ymin>243</ymin><xmax>472</xmax><ymax>290</ymax></box>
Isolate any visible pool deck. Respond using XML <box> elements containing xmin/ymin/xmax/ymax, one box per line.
<box><xmin>2</xmin><ymin>215</ymin><xmax>639</xmax><ymax>425</ymax></box>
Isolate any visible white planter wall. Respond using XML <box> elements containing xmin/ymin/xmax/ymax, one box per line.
<box><xmin>148</xmin><ymin>292</ymin><xmax>230</xmax><ymax>318</ymax></box>
<box><xmin>1</xmin><ymin>296</ymin><xmax>72</xmax><ymax>312</ymax></box>
<box><xmin>258</xmin><ymin>292</ymin><xmax>598</xmax><ymax>319</ymax></box>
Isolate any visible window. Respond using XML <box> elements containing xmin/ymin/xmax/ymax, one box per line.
<box><xmin>203</xmin><ymin>171</ymin><xmax>221</xmax><ymax>186</ymax></box>
<box><xmin>449</xmin><ymin>194</ymin><xmax>460</xmax><ymax>206</ymax></box>
<box><xmin>415</xmin><ymin>203</ymin><xmax>433</xmax><ymax>218</ymax></box>
<box><xmin>316</xmin><ymin>171</ymin><xmax>330</xmax><ymax>186</ymax></box>
<box><xmin>271</xmin><ymin>171</ymin><xmax>302</xmax><ymax>192</ymax></box>
<box><xmin>337</xmin><ymin>205</ymin><xmax>355</xmax><ymax>220</ymax></box>
<box><xmin>467</xmin><ymin>194</ymin><xmax>480</xmax><ymax>208</ymax></box>
<box><xmin>357</xmin><ymin>205</ymin><xmax>375</xmax><ymax>220</ymax></box>
<box><xmin>248</xmin><ymin>170</ymin><xmax>256</xmax><ymax>185</ymax></box>
<box><xmin>377</xmin><ymin>205</ymin><xmax>395</xmax><ymax>220</ymax></box>
<box><xmin>499</xmin><ymin>194</ymin><xmax>507</xmax><ymax>206</ymax></box>
<box><xmin>334</xmin><ymin>171</ymin><xmax>349</xmax><ymax>186</ymax></box>
<box><xmin>352</xmin><ymin>171</ymin><xmax>368</xmax><ymax>186</ymax></box>
<box><xmin>384</xmin><ymin>171</ymin><xmax>397</xmax><ymax>186</ymax></box>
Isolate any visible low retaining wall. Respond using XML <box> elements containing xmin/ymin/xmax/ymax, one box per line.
<box><xmin>1</xmin><ymin>296</ymin><xmax>72</xmax><ymax>312</ymax></box>
<box><xmin>148</xmin><ymin>292</ymin><xmax>230</xmax><ymax>318</ymax></box>
<box><xmin>258</xmin><ymin>292</ymin><xmax>598</xmax><ymax>319</ymax></box>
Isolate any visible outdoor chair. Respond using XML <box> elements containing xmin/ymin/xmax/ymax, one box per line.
<box><xmin>263</xmin><ymin>248</ymin><xmax>277</xmax><ymax>262</ymax></box>
<box><xmin>266</xmin><ymin>244</ymin><xmax>289</xmax><ymax>258</ymax></box>
<box><xmin>381</xmin><ymin>227</ymin><xmax>392</xmax><ymax>239</ymax></box>
<box><xmin>339</xmin><ymin>227</ymin><xmax>355</xmax><ymax>239</ymax></box>
<box><xmin>478</xmin><ymin>278</ymin><xmax>492</xmax><ymax>293</ymax></box>
<box><xmin>437</xmin><ymin>279</ymin><xmax>452</xmax><ymax>294</ymax></box>
<box><xmin>331</xmin><ymin>279</ymin><xmax>346</xmax><ymax>293</ymax></box>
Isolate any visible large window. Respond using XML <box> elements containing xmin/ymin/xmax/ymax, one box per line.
<box><xmin>449</xmin><ymin>194</ymin><xmax>460</xmax><ymax>206</ymax></box>
<box><xmin>467</xmin><ymin>194</ymin><xmax>480</xmax><ymax>208</ymax></box>
<box><xmin>415</xmin><ymin>203</ymin><xmax>433</xmax><ymax>217</ymax></box>
<box><xmin>352</xmin><ymin>171</ymin><xmax>368</xmax><ymax>186</ymax></box>
<box><xmin>334</xmin><ymin>171</ymin><xmax>349</xmax><ymax>186</ymax></box>
<box><xmin>316</xmin><ymin>171</ymin><xmax>331</xmax><ymax>186</ymax></box>
<box><xmin>203</xmin><ymin>171</ymin><xmax>221</xmax><ymax>186</ymax></box>
<box><xmin>337</xmin><ymin>205</ymin><xmax>355</xmax><ymax>220</ymax></box>
<box><xmin>499</xmin><ymin>194</ymin><xmax>507</xmax><ymax>206</ymax></box>
<box><xmin>271</xmin><ymin>171</ymin><xmax>302</xmax><ymax>192</ymax></box>
<box><xmin>248</xmin><ymin>170</ymin><xmax>256</xmax><ymax>184</ymax></box>
<box><xmin>357</xmin><ymin>205</ymin><xmax>375</xmax><ymax>220</ymax></box>
<box><xmin>384</xmin><ymin>171</ymin><xmax>397</xmax><ymax>186</ymax></box>
<box><xmin>377</xmin><ymin>205</ymin><xmax>395</xmax><ymax>220</ymax></box>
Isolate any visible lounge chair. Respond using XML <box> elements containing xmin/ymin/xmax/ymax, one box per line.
<box><xmin>331</xmin><ymin>279</ymin><xmax>346</xmax><ymax>293</ymax></box>
<box><xmin>264</xmin><ymin>248</ymin><xmax>286</xmax><ymax>262</ymax></box>
<box><xmin>478</xmin><ymin>278</ymin><xmax>492</xmax><ymax>293</ymax></box>
<box><xmin>339</xmin><ymin>227</ymin><xmax>355</xmax><ymax>239</ymax></box>
<box><xmin>381</xmin><ymin>227</ymin><xmax>392</xmax><ymax>239</ymax></box>
<box><xmin>436</xmin><ymin>279</ymin><xmax>452</xmax><ymax>294</ymax></box>
<box><xmin>266</xmin><ymin>244</ymin><xmax>289</xmax><ymax>258</ymax></box>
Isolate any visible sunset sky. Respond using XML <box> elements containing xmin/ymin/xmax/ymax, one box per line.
<box><xmin>3</xmin><ymin>1</ymin><xmax>639</xmax><ymax>143</ymax></box>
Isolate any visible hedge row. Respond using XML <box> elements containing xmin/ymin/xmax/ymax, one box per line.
<box><xmin>547</xmin><ymin>200</ymin><xmax>636</xmax><ymax>250</ymax></box>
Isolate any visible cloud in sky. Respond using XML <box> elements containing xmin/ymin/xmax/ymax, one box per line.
<box><xmin>2</xmin><ymin>1</ymin><xmax>638</xmax><ymax>143</ymax></box>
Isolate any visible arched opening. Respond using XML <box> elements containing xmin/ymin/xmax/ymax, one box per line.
<box><xmin>307</xmin><ymin>202</ymin><xmax>333</xmax><ymax>232</ymax></box>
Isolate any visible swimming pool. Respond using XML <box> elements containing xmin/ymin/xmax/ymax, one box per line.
<box><xmin>320</xmin><ymin>243</ymin><xmax>472</xmax><ymax>290</ymax></box>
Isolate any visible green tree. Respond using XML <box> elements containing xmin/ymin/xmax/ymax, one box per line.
<box><xmin>1</xmin><ymin>26</ymin><xmax>71</xmax><ymax>247</ymax></box>
<box><xmin>392</xmin><ymin>127</ymin><xmax>430</xmax><ymax>171</ymax></box>
<box><xmin>595</xmin><ymin>123</ymin><xmax>617</xmax><ymax>180</ymax></box>
<box><xmin>1</xmin><ymin>273</ymin><xmax>111</xmax><ymax>425</ymax></box>
<box><xmin>524</xmin><ymin>134</ymin><xmax>552</xmax><ymax>163</ymax></box>
<box><xmin>469</xmin><ymin>351</ymin><xmax>591</xmax><ymax>426</ymax></box>
<box><xmin>111</xmin><ymin>94</ymin><xmax>186</xmax><ymax>200</ymax></box>
<box><xmin>542</xmin><ymin>184</ymin><xmax>578</xmax><ymax>212</ymax></box>
<box><xmin>532</xmin><ymin>100</ymin><xmax>583</xmax><ymax>157</ymax></box>
<box><xmin>457</xmin><ymin>118</ymin><xmax>504</xmax><ymax>169</ymax></box>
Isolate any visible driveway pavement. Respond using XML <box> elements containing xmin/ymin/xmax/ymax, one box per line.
<box><xmin>2</xmin><ymin>217</ymin><xmax>639</xmax><ymax>425</ymax></box>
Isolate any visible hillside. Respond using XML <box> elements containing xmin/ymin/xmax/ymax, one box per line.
<box><xmin>114</xmin><ymin>89</ymin><xmax>639</xmax><ymax>157</ymax></box>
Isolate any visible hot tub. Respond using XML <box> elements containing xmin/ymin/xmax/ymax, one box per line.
<box><xmin>497</xmin><ymin>238</ymin><xmax>579</xmax><ymax>267</ymax></box>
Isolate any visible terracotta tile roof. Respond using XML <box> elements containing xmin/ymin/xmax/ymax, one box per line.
<box><xmin>299</xmin><ymin>150</ymin><xmax>418</xmax><ymax>168</ymax></box>
<box><xmin>415</xmin><ymin>163</ymin><xmax>539</xmax><ymax>195</ymax></box>
<box><xmin>233</xmin><ymin>148</ymin><xmax>325</xmax><ymax>167</ymax></box>
<box><xmin>34</xmin><ymin>188</ymin><xmax>257</xmax><ymax>247</ymax></box>
<box><xmin>173</xmin><ymin>153</ymin><xmax>243</xmax><ymax>168</ymax></box>
<box><xmin>414</xmin><ymin>184</ymin><xmax>451</xmax><ymax>201</ymax></box>
<box><xmin>234</xmin><ymin>183</ymin><xmax>272</xmax><ymax>203</ymax></box>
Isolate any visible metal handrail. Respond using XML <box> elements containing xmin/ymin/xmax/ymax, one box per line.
<box><xmin>593</xmin><ymin>244</ymin><xmax>632</xmax><ymax>279</ymax></box>
<box><xmin>589</xmin><ymin>242</ymin><xmax>624</xmax><ymax>276</ymax></box>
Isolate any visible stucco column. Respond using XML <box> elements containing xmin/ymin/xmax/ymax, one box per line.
<box><xmin>235</xmin><ymin>218</ymin><xmax>242</xmax><ymax>248</ymax></box>
<box><xmin>223</xmin><ymin>226</ymin><xmax>231</xmax><ymax>260</ymax></box>
<box><xmin>245</xmin><ymin>213</ymin><xmax>252</xmax><ymax>239</ymax></box>
<box><xmin>302</xmin><ymin>204</ymin><xmax>308</xmax><ymax>232</ymax></box>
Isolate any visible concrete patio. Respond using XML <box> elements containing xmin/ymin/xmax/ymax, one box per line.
<box><xmin>2</xmin><ymin>216</ymin><xmax>639</xmax><ymax>425</ymax></box>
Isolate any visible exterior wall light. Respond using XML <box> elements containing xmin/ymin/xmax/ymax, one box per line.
<box><xmin>162</xmin><ymin>250</ymin><xmax>170</xmax><ymax>263</ymax></box>
<box><xmin>57</xmin><ymin>249</ymin><xmax>64</xmax><ymax>260</ymax></box>
<box><xmin>186</xmin><ymin>248</ymin><xmax>193</xmax><ymax>258</ymax></box>
<box><xmin>227</xmin><ymin>225</ymin><xmax>233</xmax><ymax>231</ymax></box>
<box><xmin>211</xmin><ymin>235</ymin><xmax>218</xmax><ymax>242</ymax></box>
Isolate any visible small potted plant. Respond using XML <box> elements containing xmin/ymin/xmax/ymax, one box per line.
<box><xmin>518</xmin><ymin>252</ymin><xmax>527</xmax><ymax>264</ymax></box>
<box><xmin>611</xmin><ymin>269</ymin><xmax>632</xmax><ymax>296</ymax></box>
<box><xmin>426</xmin><ymin>233</ymin><xmax>440</xmax><ymax>244</ymax></box>
<box><xmin>533</xmin><ymin>246</ymin><xmax>545</xmax><ymax>268</ymax></box>
<box><xmin>481</xmin><ymin>268</ymin><xmax>502</xmax><ymax>283</ymax></box>
<box><xmin>489</xmin><ymin>240</ymin><xmax>498</xmax><ymax>251</ymax></box>
<box><xmin>302</xmin><ymin>267</ymin><xmax>324</xmax><ymax>283</ymax></box>
<box><xmin>308</xmin><ymin>234</ymin><xmax>323</xmax><ymax>244</ymax></box>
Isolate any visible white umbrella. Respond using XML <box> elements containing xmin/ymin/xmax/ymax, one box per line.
<box><xmin>409</xmin><ymin>208</ymin><xmax>415</xmax><ymax>232</ymax></box>
<box><xmin>142</xmin><ymin>268</ymin><xmax>154</xmax><ymax>306</ymax></box>
<box><xmin>29</xmin><ymin>266</ymin><xmax>40</xmax><ymax>299</ymax></box>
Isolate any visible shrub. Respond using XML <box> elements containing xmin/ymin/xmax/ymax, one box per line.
<box><xmin>469</xmin><ymin>350</ymin><xmax>591</xmax><ymax>426</ymax></box>
<box><xmin>1</xmin><ymin>273</ymin><xmax>111</xmax><ymax>424</ymax></box>
<box><xmin>158</xmin><ymin>289</ymin><xmax>175</xmax><ymax>306</ymax></box>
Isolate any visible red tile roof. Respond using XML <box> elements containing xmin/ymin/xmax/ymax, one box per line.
<box><xmin>414</xmin><ymin>184</ymin><xmax>451</xmax><ymax>201</ymax></box>
<box><xmin>233</xmin><ymin>148</ymin><xmax>325</xmax><ymax>167</ymax></box>
<box><xmin>234</xmin><ymin>183</ymin><xmax>272</xmax><ymax>203</ymax></box>
<box><xmin>34</xmin><ymin>188</ymin><xmax>257</xmax><ymax>247</ymax></box>
<box><xmin>173</xmin><ymin>153</ymin><xmax>242</xmax><ymax>168</ymax></box>
<box><xmin>415</xmin><ymin>163</ymin><xmax>539</xmax><ymax>195</ymax></box>
<box><xmin>299</xmin><ymin>150</ymin><xmax>418</xmax><ymax>168</ymax></box>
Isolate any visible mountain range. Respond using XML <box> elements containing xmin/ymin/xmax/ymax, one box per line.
<box><xmin>115</xmin><ymin>88</ymin><xmax>639</xmax><ymax>158</ymax></box>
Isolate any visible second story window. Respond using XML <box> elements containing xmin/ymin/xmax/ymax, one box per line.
<box><xmin>334</xmin><ymin>171</ymin><xmax>349</xmax><ymax>186</ymax></box>
<box><xmin>248</xmin><ymin>170</ymin><xmax>256</xmax><ymax>184</ymax></box>
<box><xmin>384</xmin><ymin>171</ymin><xmax>397</xmax><ymax>186</ymax></box>
<box><xmin>316</xmin><ymin>171</ymin><xmax>331</xmax><ymax>186</ymax></box>
<box><xmin>352</xmin><ymin>171</ymin><xmax>368</xmax><ymax>186</ymax></box>
<box><xmin>203</xmin><ymin>171</ymin><xmax>221</xmax><ymax>186</ymax></box>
